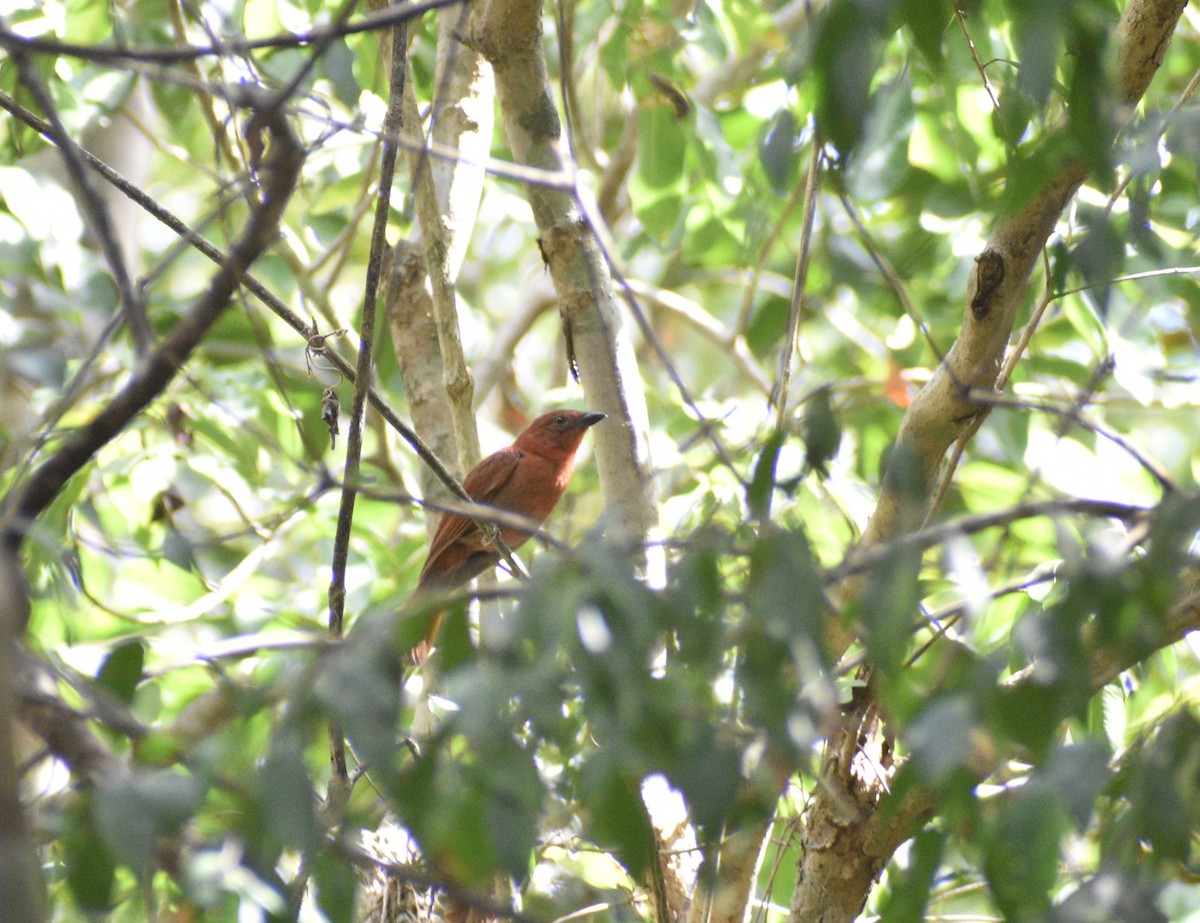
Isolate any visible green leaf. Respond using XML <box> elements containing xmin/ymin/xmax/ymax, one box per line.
<box><xmin>802</xmin><ymin>388</ymin><xmax>842</xmax><ymax>476</ymax></box>
<box><xmin>62</xmin><ymin>795</ymin><xmax>115</xmax><ymax>912</ymax></box>
<box><xmin>854</xmin><ymin>544</ymin><xmax>921</xmax><ymax>685</ymax></box>
<box><xmin>1069</xmin><ymin>210</ymin><xmax>1125</xmax><ymax>316</ymax></box>
<box><xmin>1042</xmin><ymin>741</ymin><xmax>1111</xmax><ymax>831</ymax></box>
<box><xmin>738</xmin><ymin>527</ymin><xmax>827</xmax><ymax>760</ymax></box>
<box><xmin>984</xmin><ymin>785</ymin><xmax>1066</xmax><ymax>920</ymax></box>
<box><xmin>578</xmin><ymin>753</ymin><xmax>656</xmax><ymax>879</ymax></box>
<box><xmin>813</xmin><ymin>0</ymin><xmax>890</xmax><ymax>153</ymax></box>
<box><xmin>649</xmin><ymin>193</ymin><xmax>689</xmax><ymax>241</ymax></box>
<box><xmin>93</xmin><ymin>769</ymin><xmax>203</xmax><ymax>875</ymax></box>
<box><xmin>321</xmin><ymin>39</ymin><xmax>359</xmax><ymax>109</ymax></box>
<box><xmin>255</xmin><ymin>735</ymin><xmax>319</xmax><ymax>856</ymax></box>
<box><xmin>479</xmin><ymin>745</ymin><xmax>541</xmax><ymax>880</ymax></box>
<box><xmin>598</xmin><ymin>21</ymin><xmax>632</xmax><ymax>87</ymax></box>
<box><xmin>395</xmin><ymin>725</ymin><xmax>541</xmax><ymax>884</ymax></box>
<box><xmin>314</xmin><ymin>849</ymin><xmax>358</xmax><ymax>923</ymax></box>
<box><xmin>1137</xmin><ymin>495</ymin><xmax>1200</xmax><ymax>617</ymax></box>
<box><xmin>879</xmin><ymin>827</ymin><xmax>943</xmax><ymax>922</ymax></box>
<box><xmin>905</xmin><ymin>695</ymin><xmax>977</xmax><ymax>784</ymax></box>
<box><xmin>992</xmin><ymin>82</ymin><xmax>1034</xmax><ymax>147</ymax></box>
<box><xmin>746</xmin><ymin>294</ymin><xmax>791</xmax><ymax>357</ymax></box>
<box><xmin>746</xmin><ymin>427</ymin><xmax>785</xmax><ymax>520</ymax></box>
<box><xmin>1123</xmin><ymin>711</ymin><xmax>1200</xmax><ymax>864</ymax></box>
<box><xmin>161</xmin><ymin>528</ymin><xmax>196</xmax><ymax>573</ymax></box>
<box><xmin>637</xmin><ymin>105</ymin><xmax>686</xmax><ymax>190</ymax></box>
<box><xmin>314</xmin><ymin>625</ymin><xmax>402</xmax><ymax>774</ymax></box>
<box><xmin>667</xmin><ymin>528</ymin><xmax>726</xmax><ymax>670</ymax></box>
<box><xmin>436</xmin><ymin>598</ymin><xmax>476</xmax><ymax>672</ymax></box>
<box><xmin>1066</xmin><ymin>28</ymin><xmax>1114</xmax><ymax>177</ymax></box>
<box><xmin>1009</xmin><ymin>0</ymin><xmax>1069</xmax><ymax>108</ymax></box>
<box><xmin>898</xmin><ymin>0</ymin><xmax>947</xmax><ymax>67</ymax></box>
<box><xmin>760</xmin><ymin>108</ymin><xmax>799</xmax><ymax>193</ymax></box>
<box><xmin>744</xmin><ymin>527</ymin><xmax>825</xmax><ymax>650</ymax></box>
<box><xmin>998</xmin><ymin>607</ymin><xmax>1090</xmax><ymax>759</ymax></box>
<box><xmin>847</xmin><ymin>72</ymin><xmax>916</xmax><ymax>200</ymax></box>
<box><xmin>665</xmin><ymin>725</ymin><xmax>742</xmax><ymax>833</ymax></box>
<box><xmin>96</xmin><ymin>639</ymin><xmax>145</xmax><ymax>704</ymax></box>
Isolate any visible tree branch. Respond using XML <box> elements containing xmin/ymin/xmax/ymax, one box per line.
<box><xmin>836</xmin><ymin>0</ymin><xmax>1189</xmax><ymax>654</ymax></box>
<box><xmin>828</xmin><ymin>497</ymin><xmax>1149</xmax><ymax>584</ymax></box>
<box><xmin>326</xmin><ymin>2</ymin><xmax>409</xmax><ymax>800</ymax></box>
<box><xmin>386</xmin><ymin>1</ymin><xmax>495</xmax><ymax>508</ymax></box>
<box><xmin>855</xmin><ymin>560</ymin><xmax>1200</xmax><ymax>898</ymax></box>
<box><xmin>401</xmin><ymin>49</ymin><xmax>482</xmax><ymax>472</ymax></box>
<box><xmin>0</xmin><ymin>0</ymin><xmax>467</xmax><ymax>64</ymax></box>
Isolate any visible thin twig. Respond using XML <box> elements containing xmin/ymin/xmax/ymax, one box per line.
<box><xmin>274</xmin><ymin>0</ymin><xmax>364</xmax><ymax>112</ymax></box>
<box><xmin>953</xmin><ymin>4</ymin><xmax>1001</xmax><ymax>114</ymax></box>
<box><xmin>553</xmin><ymin>133</ymin><xmax>743</xmax><ymax>477</ymax></box>
<box><xmin>0</xmin><ymin>0</ymin><xmax>466</xmax><ymax>64</ymax></box>
<box><xmin>576</xmin><ymin>202</ymin><xmax>744</xmax><ymax>479</ymax></box>
<box><xmin>1055</xmin><ymin>263</ymin><xmax>1200</xmax><ymax>295</ymax></box>
<box><xmin>352</xmin><ymin>485</ymin><xmax>573</xmax><ymax>554</ymax></box>
<box><xmin>828</xmin><ymin>497</ymin><xmax>1148</xmax><ymax>584</ymax></box>
<box><xmin>624</xmin><ymin>280</ymin><xmax>772</xmax><ymax>396</ymax></box>
<box><xmin>733</xmin><ymin>179</ymin><xmax>808</xmax><ymax>341</ymax></box>
<box><xmin>773</xmin><ymin>131</ymin><xmax>822</xmax><ymax>429</ymax></box>
<box><xmin>960</xmin><ymin>388</ymin><xmax>1177</xmax><ymax>494</ymax></box>
<box><xmin>837</xmin><ymin>187</ymin><xmax>945</xmax><ymax>363</ymax></box>
<box><xmin>166</xmin><ymin>0</ymin><xmax>240</xmax><ymax>174</ymax></box>
<box><xmin>327</xmin><ymin>7</ymin><xmax>408</xmax><ymax>790</ymax></box>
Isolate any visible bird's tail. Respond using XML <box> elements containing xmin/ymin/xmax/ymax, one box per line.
<box><xmin>406</xmin><ymin>609</ymin><xmax>443</xmax><ymax>666</ymax></box>
<box><xmin>407</xmin><ymin>550</ymin><xmax>500</xmax><ymax>665</ymax></box>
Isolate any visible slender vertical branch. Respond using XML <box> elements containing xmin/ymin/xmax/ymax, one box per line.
<box><xmin>385</xmin><ymin>0</ymin><xmax>493</xmax><ymax>509</ymax></box>
<box><xmin>326</xmin><ymin>6</ymin><xmax>410</xmax><ymax>789</ymax></box>
<box><xmin>772</xmin><ymin>134</ymin><xmax>822</xmax><ymax>430</ymax></box>
<box><xmin>404</xmin><ymin>50</ymin><xmax>482</xmax><ymax>471</ymax></box>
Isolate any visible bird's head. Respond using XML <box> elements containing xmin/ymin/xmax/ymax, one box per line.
<box><xmin>515</xmin><ymin>409</ymin><xmax>606</xmax><ymax>456</ymax></box>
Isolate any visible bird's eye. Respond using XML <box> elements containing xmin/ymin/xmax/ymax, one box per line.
<box><xmin>555</xmin><ymin>415</ymin><xmax>566</xmax><ymax>426</ymax></box>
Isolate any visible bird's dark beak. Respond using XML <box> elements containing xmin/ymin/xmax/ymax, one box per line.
<box><xmin>579</xmin><ymin>411</ymin><xmax>606</xmax><ymax>429</ymax></box>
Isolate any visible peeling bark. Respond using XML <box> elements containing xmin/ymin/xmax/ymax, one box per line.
<box><xmin>394</xmin><ymin>36</ymin><xmax>481</xmax><ymax>476</ymax></box>
<box><xmin>387</xmin><ymin>242</ymin><xmax>463</xmax><ymax>508</ymax></box>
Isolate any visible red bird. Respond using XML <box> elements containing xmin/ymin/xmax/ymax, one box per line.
<box><xmin>410</xmin><ymin>409</ymin><xmax>606</xmax><ymax>662</ymax></box>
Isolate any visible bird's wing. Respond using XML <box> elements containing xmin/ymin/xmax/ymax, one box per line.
<box><xmin>419</xmin><ymin>447</ymin><xmax>522</xmax><ymax>585</ymax></box>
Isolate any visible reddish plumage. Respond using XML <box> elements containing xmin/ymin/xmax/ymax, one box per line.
<box><xmin>410</xmin><ymin>409</ymin><xmax>605</xmax><ymax>662</ymax></box>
